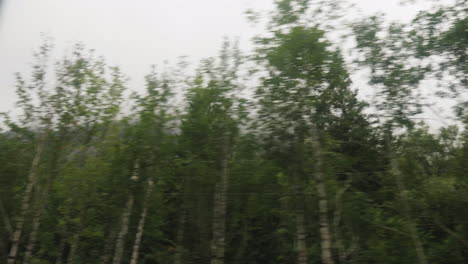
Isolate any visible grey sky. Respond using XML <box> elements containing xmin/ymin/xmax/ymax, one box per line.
<box><xmin>0</xmin><ymin>0</ymin><xmax>443</xmax><ymax>118</ymax></box>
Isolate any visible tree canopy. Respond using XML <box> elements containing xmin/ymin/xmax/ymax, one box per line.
<box><xmin>1</xmin><ymin>1</ymin><xmax>467</xmax><ymax>264</ymax></box>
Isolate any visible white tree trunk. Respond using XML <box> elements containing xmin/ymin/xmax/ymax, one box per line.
<box><xmin>112</xmin><ymin>194</ymin><xmax>134</xmax><ymax>264</ymax></box>
<box><xmin>112</xmin><ymin>163</ymin><xmax>138</xmax><ymax>264</ymax></box>
<box><xmin>7</xmin><ymin>132</ymin><xmax>47</xmax><ymax>264</ymax></box>
<box><xmin>295</xmin><ymin>193</ymin><xmax>308</xmax><ymax>264</ymax></box>
<box><xmin>210</xmin><ymin>142</ymin><xmax>229</xmax><ymax>264</ymax></box>
<box><xmin>129</xmin><ymin>179</ymin><xmax>154</xmax><ymax>264</ymax></box>
<box><xmin>309</xmin><ymin>129</ymin><xmax>335</xmax><ymax>264</ymax></box>
<box><xmin>22</xmin><ymin>185</ymin><xmax>46</xmax><ymax>264</ymax></box>
<box><xmin>23</xmin><ymin>155</ymin><xmax>62</xmax><ymax>264</ymax></box>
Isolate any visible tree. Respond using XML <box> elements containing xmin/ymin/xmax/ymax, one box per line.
<box><xmin>176</xmin><ymin>41</ymin><xmax>243</xmax><ymax>264</ymax></box>
<box><xmin>351</xmin><ymin>1</ymin><xmax>467</xmax><ymax>262</ymax></box>
<box><xmin>255</xmin><ymin>20</ymin><xmax>374</xmax><ymax>264</ymax></box>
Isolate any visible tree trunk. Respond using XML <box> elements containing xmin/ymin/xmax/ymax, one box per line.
<box><xmin>23</xmin><ymin>147</ymin><xmax>62</xmax><ymax>264</ymax></box>
<box><xmin>112</xmin><ymin>194</ymin><xmax>135</xmax><ymax>264</ymax></box>
<box><xmin>112</xmin><ymin>163</ymin><xmax>139</xmax><ymax>264</ymax></box>
<box><xmin>129</xmin><ymin>179</ymin><xmax>154</xmax><ymax>264</ymax></box>
<box><xmin>391</xmin><ymin>159</ymin><xmax>428</xmax><ymax>264</ymax></box>
<box><xmin>7</xmin><ymin>132</ymin><xmax>47</xmax><ymax>264</ymax></box>
<box><xmin>309</xmin><ymin>131</ymin><xmax>335</xmax><ymax>264</ymax></box>
<box><xmin>295</xmin><ymin>188</ymin><xmax>308</xmax><ymax>264</ymax></box>
<box><xmin>210</xmin><ymin>141</ymin><xmax>229</xmax><ymax>264</ymax></box>
<box><xmin>22</xmin><ymin>185</ymin><xmax>46</xmax><ymax>264</ymax></box>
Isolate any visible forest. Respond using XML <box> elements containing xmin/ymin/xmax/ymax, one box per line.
<box><xmin>0</xmin><ymin>0</ymin><xmax>467</xmax><ymax>263</ymax></box>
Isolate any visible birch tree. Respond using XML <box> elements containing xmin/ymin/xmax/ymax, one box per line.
<box><xmin>6</xmin><ymin>42</ymin><xmax>53</xmax><ymax>264</ymax></box>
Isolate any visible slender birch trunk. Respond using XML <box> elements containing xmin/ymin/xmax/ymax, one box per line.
<box><xmin>22</xmin><ymin>185</ymin><xmax>45</xmax><ymax>264</ymax></box>
<box><xmin>112</xmin><ymin>163</ymin><xmax>138</xmax><ymax>264</ymax></box>
<box><xmin>129</xmin><ymin>179</ymin><xmax>154</xmax><ymax>264</ymax></box>
<box><xmin>8</xmin><ymin>132</ymin><xmax>47</xmax><ymax>264</ymax></box>
<box><xmin>24</xmin><ymin>145</ymin><xmax>63</xmax><ymax>264</ymax></box>
<box><xmin>309</xmin><ymin>129</ymin><xmax>335</xmax><ymax>264</ymax></box>
<box><xmin>112</xmin><ymin>195</ymin><xmax>134</xmax><ymax>264</ymax></box>
<box><xmin>391</xmin><ymin>159</ymin><xmax>428</xmax><ymax>264</ymax></box>
<box><xmin>295</xmin><ymin>188</ymin><xmax>308</xmax><ymax>264</ymax></box>
<box><xmin>210</xmin><ymin>141</ymin><xmax>229</xmax><ymax>264</ymax></box>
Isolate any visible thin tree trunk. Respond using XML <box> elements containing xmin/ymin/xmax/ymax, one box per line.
<box><xmin>309</xmin><ymin>130</ymin><xmax>335</xmax><ymax>264</ymax></box>
<box><xmin>112</xmin><ymin>163</ymin><xmax>139</xmax><ymax>264</ymax></box>
<box><xmin>210</xmin><ymin>141</ymin><xmax>229</xmax><ymax>264</ymax></box>
<box><xmin>8</xmin><ymin>132</ymin><xmax>47</xmax><ymax>264</ymax></box>
<box><xmin>22</xmin><ymin>185</ymin><xmax>45</xmax><ymax>264</ymax></box>
<box><xmin>129</xmin><ymin>179</ymin><xmax>154</xmax><ymax>264</ymax></box>
<box><xmin>112</xmin><ymin>193</ymin><xmax>135</xmax><ymax>264</ymax></box>
<box><xmin>391</xmin><ymin>159</ymin><xmax>428</xmax><ymax>264</ymax></box>
<box><xmin>23</xmin><ymin>149</ymin><xmax>62</xmax><ymax>264</ymax></box>
<box><xmin>295</xmin><ymin>186</ymin><xmax>308</xmax><ymax>264</ymax></box>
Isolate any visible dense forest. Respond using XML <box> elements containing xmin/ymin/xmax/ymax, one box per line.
<box><xmin>0</xmin><ymin>0</ymin><xmax>467</xmax><ymax>263</ymax></box>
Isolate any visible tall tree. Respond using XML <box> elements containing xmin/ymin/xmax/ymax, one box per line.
<box><xmin>6</xmin><ymin>42</ymin><xmax>53</xmax><ymax>264</ymax></box>
<box><xmin>177</xmin><ymin>41</ymin><xmax>243</xmax><ymax>264</ymax></box>
<box><xmin>255</xmin><ymin>22</ymin><xmax>372</xmax><ymax>263</ymax></box>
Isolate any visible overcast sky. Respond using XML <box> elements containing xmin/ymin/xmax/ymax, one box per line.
<box><xmin>0</xmin><ymin>0</ymin><xmax>441</xmax><ymax>118</ymax></box>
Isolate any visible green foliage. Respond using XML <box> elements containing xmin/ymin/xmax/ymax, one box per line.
<box><xmin>1</xmin><ymin>1</ymin><xmax>467</xmax><ymax>264</ymax></box>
